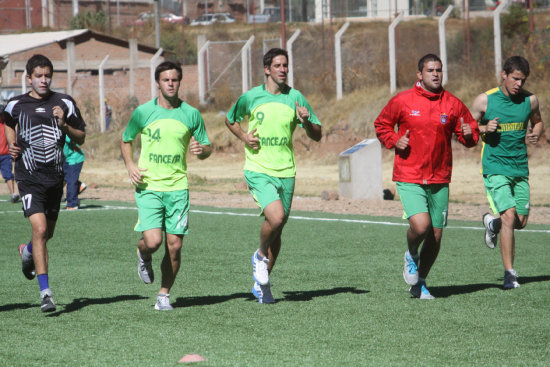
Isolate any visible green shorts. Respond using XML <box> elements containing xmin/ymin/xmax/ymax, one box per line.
<box><xmin>483</xmin><ymin>174</ymin><xmax>530</xmax><ymax>215</ymax></box>
<box><xmin>244</xmin><ymin>170</ymin><xmax>295</xmax><ymax>217</ymax></box>
<box><xmin>396</xmin><ymin>182</ymin><xmax>449</xmax><ymax>228</ymax></box>
<box><xmin>134</xmin><ymin>188</ymin><xmax>189</xmax><ymax>235</ymax></box>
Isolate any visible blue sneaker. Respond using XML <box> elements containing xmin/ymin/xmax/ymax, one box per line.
<box><xmin>252</xmin><ymin>250</ymin><xmax>269</xmax><ymax>286</ymax></box>
<box><xmin>252</xmin><ymin>282</ymin><xmax>274</xmax><ymax>304</ymax></box>
<box><xmin>409</xmin><ymin>280</ymin><xmax>435</xmax><ymax>299</ymax></box>
<box><xmin>403</xmin><ymin>251</ymin><xmax>419</xmax><ymax>285</ymax></box>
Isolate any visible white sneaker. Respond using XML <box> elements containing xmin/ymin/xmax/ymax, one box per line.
<box><xmin>137</xmin><ymin>248</ymin><xmax>154</xmax><ymax>284</ymax></box>
<box><xmin>252</xmin><ymin>282</ymin><xmax>275</xmax><ymax>304</ymax></box>
<box><xmin>252</xmin><ymin>250</ymin><xmax>269</xmax><ymax>286</ymax></box>
<box><xmin>403</xmin><ymin>251</ymin><xmax>419</xmax><ymax>285</ymax></box>
<box><xmin>40</xmin><ymin>288</ymin><xmax>56</xmax><ymax>312</ymax></box>
<box><xmin>154</xmin><ymin>293</ymin><xmax>173</xmax><ymax>310</ymax></box>
<box><xmin>483</xmin><ymin>213</ymin><xmax>497</xmax><ymax>249</ymax></box>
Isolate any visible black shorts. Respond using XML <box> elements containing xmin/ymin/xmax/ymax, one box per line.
<box><xmin>17</xmin><ymin>180</ymin><xmax>64</xmax><ymax>220</ymax></box>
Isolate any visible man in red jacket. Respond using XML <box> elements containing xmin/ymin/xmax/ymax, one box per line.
<box><xmin>374</xmin><ymin>54</ymin><xmax>479</xmax><ymax>299</ymax></box>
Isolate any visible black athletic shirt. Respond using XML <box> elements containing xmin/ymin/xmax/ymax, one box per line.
<box><xmin>3</xmin><ymin>92</ymin><xmax>86</xmax><ymax>184</ymax></box>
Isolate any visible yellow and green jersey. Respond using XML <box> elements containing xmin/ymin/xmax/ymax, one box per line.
<box><xmin>122</xmin><ymin>98</ymin><xmax>210</xmax><ymax>191</ymax></box>
<box><xmin>481</xmin><ymin>86</ymin><xmax>531</xmax><ymax>177</ymax></box>
<box><xmin>226</xmin><ymin>85</ymin><xmax>321</xmax><ymax>177</ymax></box>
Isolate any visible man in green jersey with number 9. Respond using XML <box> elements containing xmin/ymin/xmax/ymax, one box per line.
<box><xmin>121</xmin><ymin>61</ymin><xmax>211</xmax><ymax>310</ymax></box>
<box><xmin>225</xmin><ymin>48</ymin><xmax>322</xmax><ymax>303</ymax></box>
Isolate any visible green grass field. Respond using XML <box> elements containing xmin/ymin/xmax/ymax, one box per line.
<box><xmin>1</xmin><ymin>197</ymin><xmax>549</xmax><ymax>366</ymax></box>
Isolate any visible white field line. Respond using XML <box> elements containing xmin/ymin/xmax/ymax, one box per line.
<box><xmin>2</xmin><ymin>205</ymin><xmax>550</xmax><ymax>234</ymax></box>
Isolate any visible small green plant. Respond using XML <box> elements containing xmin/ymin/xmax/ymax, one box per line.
<box><xmin>69</xmin><ymin>10</ymin><xmax>108</xmax><ymax>32</ymax></box>
<box><xmin>502</xmin><ymin>3</ymin><xmax>530</xmax><ymax>42</ymax></box>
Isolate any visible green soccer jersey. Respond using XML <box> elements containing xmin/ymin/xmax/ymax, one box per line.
<box><xmin>63</xmin><ymin>135</ymin><xmax>85</xmax><ymax>165</ymax></box>
<box><xmin>122</xmin><ymin>99</ymin><xmax>210</xmax><ymax>191</ymax></box>
<box><xmin>480</xmin><ymin>86</ymin><xmax>532</xmax><ymax>177</ymax></box>
<box><xmin>226</xmin><ymin>84</ymin><xmax>321</xmax><ymax>177</ymax></box>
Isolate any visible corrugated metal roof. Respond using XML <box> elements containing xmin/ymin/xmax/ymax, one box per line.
<box><xmin>0</xmin><ymin>29</ymin><xmax>89</xmax><ymax>57</ymax></box>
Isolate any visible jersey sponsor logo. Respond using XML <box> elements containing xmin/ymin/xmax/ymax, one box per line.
<box><xmin>148</xmin><ymin>153</ymin><xmax>181</xmax><ymax>164</ymax></box>
<box><xmin>440</xmin><ymin>114</ymin><xmax>448</xmax><ymax>124</ymax></box>
<box><xmin>409</xmin><ymin>110</ymin><xmax>421</xmax><ymax>117</ymax></box>
<box><xmin>498</xmin><ymin>122</ymin><xmax>525</xmax><ymax>132</ymax></box>
<box><xmin>259</xmin><ymin>136</ymin><xmax>289</xmax><ymax>147</ymax></box>
<box><xmin>35</xmin><ymin>107</ymin><xmax>46</xmax><ymax>113</ymax></box>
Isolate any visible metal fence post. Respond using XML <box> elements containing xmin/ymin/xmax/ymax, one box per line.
<box><xmin>493</xmin><ymin>0</ymin><xmax>509</xmax><ymax>82</ymax></box>
<box><xmin>287</xmin><ymin>29</ymin><xmax>301</xmax><ymax>88</ymax></box>
<box><xmin>439</xmin><ymin>5</ymin><xmax>454</xmax><ymax>86</ymax></box>
<box><xmin>389</xmin><ymin>11</ymin><xmax>404</xmax><ymax>94</ymax></box>
<box><xmin>335</xmin><ymin>22</ymin><xmax>349</xmax><ymax>100</ymax></box>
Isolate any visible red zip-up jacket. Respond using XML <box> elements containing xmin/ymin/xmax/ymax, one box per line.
<box><xmin>374</xmin><ymin>81</ymin><xmax>479</xmax><ymax>184</ymax></box>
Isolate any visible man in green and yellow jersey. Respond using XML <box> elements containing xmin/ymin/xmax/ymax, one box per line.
<box><xmin>121</xmin><ymin>61</ymin><xmax>211</xmax><ymax>310</ymax></box>
<box><xmin>225</xmin><ymin>48</ymin><xmax>322</xmax><ymax>303</ymax></box>
<box><xmin>471</xmin><ymin>56</ymin><xmax>544</xmax><ymax>290</ymax></box>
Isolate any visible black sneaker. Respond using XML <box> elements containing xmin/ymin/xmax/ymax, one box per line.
<box><xmin>19</xmin><ymin>244</ymin><xmax>36</xmax><ymax>280</ymax></box>
<box><xmin>40</xmin><ymin>289</ymin><xmax>56</xmax><ymax>312</ymax></box>
<box><xmin>11</xmin><ymin>194</ymin><xmax>20</xmax><ymax>203</ymax></box>
<box><xmin>504</xmin><ymin>269</ymin><xmax>520</xmax><ymax>290</ymax></box>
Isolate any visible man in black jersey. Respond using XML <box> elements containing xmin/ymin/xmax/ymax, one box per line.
<box><xmin>3</xmin><ymin>54</ymin><xmax>86</xmax><ymax>312</ymax></box>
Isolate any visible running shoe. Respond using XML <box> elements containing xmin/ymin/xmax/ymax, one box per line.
<box><xmin>252</xmin><ymin>281</ymin><xmax>275</xmax><ymax>304</ymax></box>
<box><xmin>504</xmin><ymin>269</ymin><xmax>520</xmax><ymax>289</ymax></box>
<box><xmin>19</xmin><ymin>244</ymin><xmax>36</xmax><ymax>280</ymax></box>
<box><xmin>252</xmin><ymin>249</ymin><xmax>269</xmax><ymax>286</ymax></box>
<box><xmin>483</xmin><ymin>213</ymin><xmax>497</xmax><ymax>249</ymax></box>
<box><xmin>409</xmin><ymin>280</ymin><xmax>435</xmax><ymax>300</ymax></box>
<box><xmin>79</xmin><ymin>182</ymin><xmax>87</xmax><ymax>194</ymax></box>
<box><xmin>11</xmin><ymin>194</ymin><xmax>20</xmax><ymax>203</ymax></box>
<box><xmin>403</xmin><ymin>251</ymin><xmax>419</xmax><ymax>285</ymax></box>
<box><xmin>40</xmin><ymin>289</ymin><xmax>56</xmax><ymax>312</ymax></box>
<box><xmin>137</xmin><ymin>248</ymin><xmax>154</xmax><ymax>284</ymax></box>
<box><xmin>154</xmin><ymin>293</ymin><xmax>173</xmax><ymax>311</ymax></box>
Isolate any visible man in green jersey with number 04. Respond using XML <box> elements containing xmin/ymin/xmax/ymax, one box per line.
<box><xmin>225</xmin><ymin>48</ymin><xmax>322</xmax><ymax>303</ymax></box>
<box><xmin>121</xmin><ymin>61</ymin><xmax>212</xmax><ymax>310</ymax></box>
<box><xmin>471</xmin><ymin>56</ymin><xmax>544</xmax><ymax>290</ymax></box>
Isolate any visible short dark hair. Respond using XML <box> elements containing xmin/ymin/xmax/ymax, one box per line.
<box><xmin>155</xmin><ymin>61</ymin><xmax>182</xmax><ymax>82</ymax></box>
<box><xmin>26</xmin><ymin>54</ymin><xmax>54</xmax><ymax>76</ymax></box>
<box><xmin>263</xmin><ymin>48</ymin><xmax>288</xmax><ymax>68</ymax></box>
<box><xmin>417</xmin><ymin>53</ymin><xmax>442</xmax><ymax>72</ymax></box>
<box><xmin>503</xmin><ymin>56</ymin><xmax>530</xmax><ymax>77</ymax></box>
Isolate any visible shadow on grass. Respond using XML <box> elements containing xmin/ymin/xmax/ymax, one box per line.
<box><xmin>430</xmin><ymin>274</ymin><xmax>550</xmax><ymax>298</ymax></box>
<box><xmin>173</xmin><ymin>287</ymin><xmax>369</xmax><ymax>307</ymax></box>
<box><xmin>1</xmin><ymin>294</ymin><xmax>148</xmax><ymax>315</ymax></box>
<box><xmin>77</xmin><ymin>204</ymin><xmax>105</xmax><ymax>209</ymax></box>
<box><xmin>282</xmin><ymin>287</ymin><xmax>369</xmax><ymax>302</ymax></box>
<box><xmin>0</xmin><ymin>303</ymin><xmax>36</xmax><ymax>312</ymax></box>
<box><xmin>45</xmin><ymin>294</ymin><xmax>149</xmax><ymax>317</ymax></box>
<box><xmin>174</xmin><ymin>292</ymin><xmax>254</xmax><ymax>308</ymax></box>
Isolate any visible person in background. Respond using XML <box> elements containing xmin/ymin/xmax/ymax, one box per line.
<box><xmin>105</xmin><ymin>99</ymin><xmax>112</xmax><ymax>131</ymax></box>
<box><xmin>0</xmin><ymin>105</ymin><xmax>20</xmax><ymax>203</ymax></box>
<box><xmin>63</xmin><ymin>135</ymin><xmax>86</xmax><ymax>210</ymax></box>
